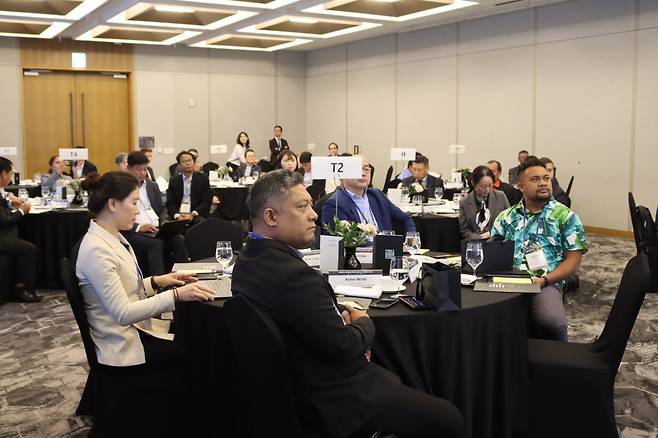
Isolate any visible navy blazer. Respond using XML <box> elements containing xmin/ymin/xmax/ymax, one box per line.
<box><xmin>321</xmin><ymin>188</ymin><xmax>416</xmax><ymax>233</ymax></box>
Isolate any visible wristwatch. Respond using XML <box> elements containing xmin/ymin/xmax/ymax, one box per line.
<box><xmin>541</xmin><ymin>273</ymin><xmax>551</xmax><ymax>286</ymax></box>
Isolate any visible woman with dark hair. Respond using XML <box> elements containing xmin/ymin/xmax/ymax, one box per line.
<box><xmin>41</xmin><ymin>155</ymin><xmax>71</xmax><ymax>192</ymax></box>
<box><xmin>76</xmin><ymin>171</ymin><xmax>213</xmax><ymax>371</ymax></box>
<box><xmin>459</xmin><ymin>165</ymin><xmax>510</xmax><ymax>240</ymax></box>
<box><xmin>228</xmin><ymin>131</ymin><xmax>250</xmax><ymax>167</ymax></box>
<box><xmin>277</xmin><ymin>149</ymin><xmax>298</xmax><ymax>171</ymax></box>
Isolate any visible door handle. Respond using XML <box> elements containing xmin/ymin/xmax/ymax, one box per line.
<box><xmin>69</xmin><ymin>92</ymin><xmax>74</xmax><ymax>147</ymax></box>
<box><xmin>81</xmin><ymin>93</ymin><xmax>86</xmax><ymax>147</ymax></box>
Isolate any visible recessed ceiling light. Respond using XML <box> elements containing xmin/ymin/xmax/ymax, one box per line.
<box><xmin>153</xmin><ymin>5</ymin><xmax>196</xmax><ymax>13</ymax></box>
<box><xmin>289</xmin><ymin>17</ymin><xmax>319</xmax><ymax>24</ymax></box>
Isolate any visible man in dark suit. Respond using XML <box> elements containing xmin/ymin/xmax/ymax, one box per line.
<box><xmin>166</xmin><ymin>151</ymin><xmax>212</xmax><ymax>225</ymax></box>
<box><xmin>401</xmin><ymin>155</ymin><xmax>444</xmax><ymax>197</ymax></box>
<box><xmin>124</xmin><ymin>151</ymin><xmax>189</xmax><ymax>276</ymax></box>
<box><xmin>322</xmin><ymin>156</ymin><xmax>416</xmax><ymax>234</ymax></box>
<box><xmin>487</xmin><ymin>160</ymin><xmax>522</xmax><ymax>205</ymax></box>
<box><xmin>539</xmin><ymin>157</ymin><xmax>571</xmax><ymax>208</ymax></box>
<box><xmin>297</xmin><ymin>151</ymin><xmax>325</xmax><ymax>202</ymax></box>
<box><xmin>0</xmin><ymin>157</ymin><xmax>40</xmax><ymax>302</ymax></box>
<box><xmin>268</xmin><ymin>125</ymin><xmax>289</xmax><ymax>165</ymax></box>
<box><xmin>508</xmin><ymin>149</ymin><xmax>529</xmax><ymax>186</ymax></box>
<box><xmin>143</xmin><ymin>148</ymin><xmax>156</xmax><ymax>181</ymax></box>
<box><xmin>232</xmin><ymin>169</ymin><xmax>462</xmax><ymax>438</ymax></box>
<box><xmin>237</xmin><ymin>149</ymin><xmax>261</xmax><ymax>179</ymax></box>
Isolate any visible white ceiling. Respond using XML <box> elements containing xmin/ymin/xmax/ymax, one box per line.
<box><xmin>0</xmin><ymin>0</ymin><xmax>574</xmax><ymax>52</ymax></box>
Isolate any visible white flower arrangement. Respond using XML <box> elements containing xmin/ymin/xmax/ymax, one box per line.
<box><xmin>408</xmin><ymin>182</ymin><xmax>425</xmax><ymax>195</ymax></box>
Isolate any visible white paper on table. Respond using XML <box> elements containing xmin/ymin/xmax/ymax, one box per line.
<box><xmin>333</xmin><ymin>284</ymin><xmax>382</xmax><ymax>299</ymax></box>
<box><xmin>156</xmin><ymin>176</ymin><xmax>169</xmax><ymax>193</ymax></box>
<box><xmin>336</xmin><ymin>298</ymin><xmax>371</xmax><ymax>310</ymax></box>
<box><xmin>461</xmin><ymin>274</ymin><xmax>478</xmax><ymax>286</ymax></box>
<box><xmin>410</xmin><ymin>255</ymin><xmax>441</xmax><ymax>265</ymax></box>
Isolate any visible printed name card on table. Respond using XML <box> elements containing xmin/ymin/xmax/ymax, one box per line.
<box><xmin>390</xmin><ymin>148</ymin><xmax>416</xmax><ymax>161</ymax></box>
<box><xmin>59</xmin><ymin>148</ymin><xmax>89</xmax><ymax>160</ymax></box>
<box><xmin>311</xmin><ymin>156</ymin><xmax>363</xmax><ymax>181</ymax></box>
<box><xmin>328</xmin><ymin>270</ymin><xmax>383</xmax><ymax>299</ymax></box>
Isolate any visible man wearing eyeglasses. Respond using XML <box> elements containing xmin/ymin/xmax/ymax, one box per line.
<box><xmin>322</xmin><ymin>156</ymin><xmax>416</xmax><ymax>235</ymax></box>
<box><xmin>491</xmin><ymin>157</ymin><xmax>588</xmax><ymax>341</ymax></box>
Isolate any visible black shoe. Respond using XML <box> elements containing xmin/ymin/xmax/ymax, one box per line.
<box><xmin>14</xmin><ymin>289</ymin><xmax>41</xmax><ymax>303</ymax></box>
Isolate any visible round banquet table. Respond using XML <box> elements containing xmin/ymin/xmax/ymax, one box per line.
<box><xmin>18</xmin><ymin>209</ymin><xmax>91</xmax><ymax>289</ymax></box>
<box><xmin>175</xmin><ymin>283</ymin><xmax>529</xmax><ymax>438</ymax></box>
<box><xmin>211</xmin><ymin>186</ymin><xmax>249</xmax><ymax>220</ymax></box>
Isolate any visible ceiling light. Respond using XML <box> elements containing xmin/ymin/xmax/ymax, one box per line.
<box><xmin>154</xmin><ymin>5</ymin><xmax>196</xmax><ymax>13</ymax></box>
<box><xmin>303</xmin><ymin>0</ymin><xmax>477</xmax><ymax>22</ymax></box>
<box><xmin>289</xmin><ymin>17</ymin><xmax>319</xmax><ymax>24</ymax></box>
<box><xmin>371</xmin><ymin>0</ymin><xmax>398</xmax><ymax>3</ymax></box>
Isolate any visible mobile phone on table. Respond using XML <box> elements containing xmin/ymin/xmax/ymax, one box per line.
<box><xmin>399</xmin><ymin>296</ymin><xmax>432</xmax><ymax>310</ymax></box>
<box><xmin>369</xmin><ymin>298</ymin><xmax>399</xmax><ymax>309</ymax></box>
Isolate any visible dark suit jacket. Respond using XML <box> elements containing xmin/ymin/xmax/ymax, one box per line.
<box><xmin>146</xmin><ymin>166</ymin><xmax>155</xmax><ymax>181</ymax></box>
<box><xmin>0</xmin><ymin>195</ymin><xmax>21</xmax><ymax>242</ymax></box>
<box><xmin>131</xmin><ymin>180</ymin><xmax>166</xmax><ymax>231</ymax></box>
<box><xmin>498</xmin><ymin>180</ymin><xmax>522</xmax><ymax>205</ymax></box>
<box><xmin>238</xmin><ymin>163</ymin><xmax>261</xmax><ymax>178</ymax></box>
<box><xmin>508</xmin><ymin>165</ymin><xmax>521</xmax><ymax>185</ymax></box>
<box><xmin>322</xmin><ymin>188</ymin><xmax>416</xmax><ymax>233</ymax></box>
<box><xmin>401</xmin><ymin>174</ymin><xmax>444</xmax><ymax>196</ymax></box>
<box><xmin>268</xmin><ymin>137</ymin><xmax>289</xmax><ymax>164</ymax></box>
<box><xmin>65</xmin><ymin>160</ymin><xmax>97</xmax><ymax>178</ymax></box>
<box><xmin>231</xmin><ymin>238</ymin><xmax>401</xmax><ymax>437</ymax></box>
<box><xmin>552</xmin><ymin>177</ymin><xmax>571</xmax><ymax>208</ymax></box>
<box><xmin>297</xmin><ymin>168</ymin><xmax>326</xmax><ymax>202</ymax></box>
<box><xmin>165</xmin><ymin>172</ymin><xmax>212</xmax><ymax>218</ymax></box>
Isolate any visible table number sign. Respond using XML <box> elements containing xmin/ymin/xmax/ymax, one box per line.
<box><xmin>59</xmin><ymin>148</ymin><xmax>89</xmax><ymax>160</ymax></box>
<box><xmin>390</xmin><ymin>148</ymin><xmax>416</xmax><ymax>161</ymax></box>
<box><xmin>312</xmin><ymin>156</ymin><xmax>363</xmax><ymax>181</ymax></box>
<box><xmin>0</xmin><ymin>147</ymin><xmax>17</xmax><ymax>156</ymax></box>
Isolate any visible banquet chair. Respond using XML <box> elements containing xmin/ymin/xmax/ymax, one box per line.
<box><xmin>527</xmin><ymin>253</ymin><xmax>653</xmax><ymax>438</ymax></box>
<box><xmin>223</xmin><ymin>294</ymin><xmax>319</xmax><ymax>438</ymax></box>
<box><xmin>202</xmin><ymin>161</ymin><xmax>219</xmax><ymax>174</ymax></box>
<box><xmin>0</xmin><ymin>254</ymin><xmax>14</xmax><ymax>304</ymax></box>
<box><xmin>184</xmin><ymin>217</ymin><xmax>244</xmax><ymax>261</ymax></box>
<box><xmin>565</xmin><ymin>176</ymin><xmax>574</xmax><ymax>197</ymax></box>
<box><xmin>382</xmin><ymin>165</ymin><xmax>394</xmax><ymax>194</ymax></box>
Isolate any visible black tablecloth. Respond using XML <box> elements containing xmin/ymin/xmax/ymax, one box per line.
<box><xmin>18</xmin><ymin>210</ymin><xmax>91</xmax><ymax>289</ymax></box>
<box><xmin>176</xmin><ymin>284</ymin><xmax>529</xmax><ymax>438</ymax></box>
<box><xmin>212</xmin><ymin>187</ymin><xmax>249</xmax><ymax>220</ymax></box>
<box><xmin>5</xmin><ymin>184</ymin><xmax>41</xmax><ymax>198</ymax></box>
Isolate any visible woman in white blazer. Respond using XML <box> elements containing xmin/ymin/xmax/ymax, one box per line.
<box><xmin>459</xmin><ymin>165</ymin><xmax>510</xmax><ymax>241</ymax></box>
<box><xmin>76</xmin><ymin>171</ymin><xmax>213</xmax><ymax>369</ymax></box>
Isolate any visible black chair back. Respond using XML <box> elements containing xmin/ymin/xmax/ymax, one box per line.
<box><xmin>368</xmin><ymin>164</ymin><xmax>375</xmax><ymax>188</ymax></box>
<box><xmin>168</xmin><ymin>162</ymin><xmax>179</xmax><ymax>178</ymax></box>
<box><xmin>382</xmin><ymin>165</ymin><xmax>393</xmax><ymax>194</ymax></box>
<box><xmin>565</xmin><ymin>176</ymin><xmax>574</xmax><ymax>196</ymax></box>
<box><xmin>595</xmin><ymin>253</ymin><xmax>652</xmax><ymax>374</ymax></box>
<box><xmin>202</xmin><ymin>161</ymin><xmax>219</xmax><ymax>174</ymax></box>
<box><xmin>313</xmin><ymin>191</ymin><xmax>334</xmax><ymax>228</ymax></box>
<box><xmin>223</xmin><ymin>295</ymin><xmax>306</xmax><ymax>437</ymax></box>
<box><xmin>184</xmin><ymin>218</ymin><xmax>244</xmax><ymax>261</ymax></box>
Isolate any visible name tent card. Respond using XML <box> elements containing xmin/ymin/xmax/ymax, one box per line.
<box><xmin>311</xmin><ymin>156</ymin><xmax>363</xmax><ymax>181</ymax></box>
<box><xmin>59</xmin><ymin>148</ymin><xmax>89</xmax><ymax>160</ymax></box>
<box><xmin>320</xmin><ymin>235</ymin><xmax>344</xmax><ymax>274</ymax></box>
<box><xmin>390</xmin><ymin>148</ymin><xmax>416</xmax><ymax>161</ymax></box>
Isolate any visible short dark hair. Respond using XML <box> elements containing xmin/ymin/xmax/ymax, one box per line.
<box><xmin>413</xmin><ymin>155</ymin><xmax>429</xmax><ymax>167</ymax></box>
<box><xmin>276</xmin><ymin>150</ymin><xmax>297</xmax><ymax>169</ymax></box>
<box><xmin>519</xmin><ymin>150</ymin><xmax>529</xmax><ymax>155</ymax></box>
<box><xmin>274</xmin><ymin>125</ymin><xmax>283</xmax><ymax>131</ymax></box>
<box><xmin>470</xmin><ymin>165</ymin><xmax>495</xmax><ymax>187</ymax></box>
<box><xmin>248</xmin><ymin>170</ymin><xmax>303</xmax><ymax>222</ymax></box>
<box><xmin>114</xmin><ymin>152</ymin><xmax>128</xmax><ymax>165</ymax></box>
<box><xmin>244</xmin><ymin>148</ymin><xmax>256</xmax><ymax>157</ymax></box>
<box><xmin>176</xmin><ymin>150</ymin><xmax>195</xmax><ymax>164</ymax></box>
<box><xmin>487</xmin><ymin>160</ymin><xmax>502</xmax><ymax>173</ymax></box>
<box><xmin>517</xmin><ymin>156</ymin><xmax>545</xmax><ymax>177</ymax></box>
<box><xmin>236</xmin><ymin>131</ymin><xmax>250</xmax><ymax>148</ymax></box>
<box><xmin>81</xmin><ymin>171</ymin><xmax>139</xmax><ymax>215</ymax></box>
<box><xmin>142</xmin><ymin>148</ymin><xmax>153</xmax><ymax>153</ymax></box>
<box><xmin>299</xmin><ymin>151</ymin><xmax>312</xmax><ymax>164</ymax></box>
<box><xmin>328</xmin><ymin>142</ymin><xmax>338</xmax><ymax>149</ymax></box>
<box><xmin>127</xmin><ymin>151</ymin><xmax>149</xmax><ymax>167</ymax></box>
<box><xmin>539</xmin><ymin>157</ymin><xmax>554</xmax><ymax>167</ymax></box>
<box><xmin>340</xmin><ymin>152</ymin><xmax>353</xmax><ymax>157</ymax></box>
<box><xmin>0</xmin><ymin>157</ymin><xmax>12</xmax><ymax>174</ymax></box>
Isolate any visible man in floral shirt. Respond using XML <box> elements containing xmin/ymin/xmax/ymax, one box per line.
<box><xmin>492</xmin><ymin>157</ymin><xmax>588</xmax><ymax>341</ymax></box>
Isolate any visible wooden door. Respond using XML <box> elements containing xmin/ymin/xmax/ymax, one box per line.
<box><xmin>22</xmin><ymin>71</ymin><xmax>76</xmax><ymax>178</ymax></box>
<box><xmin>74</xmin><ymin>72</ymin><xmax>131</xmax><ymax>174</ymax></box>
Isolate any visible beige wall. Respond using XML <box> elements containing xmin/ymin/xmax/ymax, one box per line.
<box><xmin>305</xmin><ymin>0</ymin><xmax>658</xmax><ymax>231</ymax></box>
<box><xmin>0</xmin><ymin>38</ymin><xmax>23</xmax><ymax>175</ymax></box>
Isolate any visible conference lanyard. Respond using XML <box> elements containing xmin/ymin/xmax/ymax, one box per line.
<box><xmin>522</xmin><ymin>201</ymin><xmax>548</xmax><ymax>245</ymax></box>
<box><xmin>351</xmin><ymin>193</ymin><xmax>379</xmax><ymax>229</ymax></box>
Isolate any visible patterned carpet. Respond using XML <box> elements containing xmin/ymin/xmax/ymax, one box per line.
<box><xmin>0</xmin><ymin>234</ymin><xmax>656</xmax><ymax>437</ymax></box>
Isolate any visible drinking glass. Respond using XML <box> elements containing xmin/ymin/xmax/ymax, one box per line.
<box><xmin>412</xmin><ymin>195</ymin><xmax>423</xmax><ymax>207</ymax></box>
<box><xmin>452</xmin><ymin>193</ymin><xmax>460</xmax><ymax>203</ymax></box>
<box><xmin>41</xmin><ymin>185</ymin><xmax>50</xmax><ymax>205</ymax></box>
<box><xmin>389</xmin><ymin>256</ymin><xmax>410</xmax><ymax>297</ymax></box>
<box><xmin>434</xmin><ymin>187</ymin><xmax>444</xmax><ymax>200</ymax></box>
<box><xmin>466</xmin><ymin>241</ymin><xmax>484</xmax><ymax>277</ymax></box>
<box><xmin>81</xmin><ymin>190</ymin><xmax>89</xmax><ymax>206</ymax></box>
<box><xmin>404</xmin><ymin>232</ymin><xmax>421</xmax><ymax>256</ymax></box>
<box><xmin>215</xmin><ymin>241</ymin><xmax>233</xmax><ymax>270</ymax></box>
<box><xmin>18</xmin><ymin>188</ymin><xmax>29</xmax><ymax>202</ymax></box>
<box><xmin>252</xmin><ymin>171</ymin><xmax>260</xmax><ymax>180</ymax></box>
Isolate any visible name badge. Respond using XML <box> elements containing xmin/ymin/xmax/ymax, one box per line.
<box><xmin>525</xmin><ymin>249</ymin><xmax>548</xmax><ymax>272</ymax></box>
<box><xmin>145</xmin><ymin>207</ymin><xmax>159</xmax><ymax>224</ymax></box>
<box><xmin>179</xmin><ymin>203</ymin><xmax>191</xmax><ymax>214</ymax></box>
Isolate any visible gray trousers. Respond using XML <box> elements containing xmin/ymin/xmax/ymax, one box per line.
<box><xmin>530</xmin><ymin>285</ymin><xmax>568</xmax><ymax>341</ymax></box>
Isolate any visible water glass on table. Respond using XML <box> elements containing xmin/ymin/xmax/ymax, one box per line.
<box><xmin>466</xmin><ymin>241</ymin><xmax>484</xmax><ymax>277</ymax></box>
<box><xmin>215</xmin><ymin>241</ymin><xmax>233</xmax><ymax>271</ymax></box>
<box><xmin>18</xmin><ymin>188</ymin><xmax>29</xmax><ymax>202</ymax></box>
<box><xmin>389</xmin><ymin>256</ymin><xmax>410</xmax><ymax>298</ymax></box>
<box><xmin>434</xmin><ymin>187</ymin><xmax>444</xmax><ymax>201</ymax></box>
<box><xmin>404</xmin><ymin>232</ymin><xmax>421</xmax><ymax>256</ymax></box>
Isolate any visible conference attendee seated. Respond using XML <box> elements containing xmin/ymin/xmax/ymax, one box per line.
<box><xmin>42</xmin><ymin>155</ymin><xmax>71</xmax><ymax>193</ymax></box>
<box><xmin>539</xmin><ymin>157</ymin><xmax>571</xmax><ymax>207</ymax></box>
<box><xmin>328</xmin><ymin>142</ymin><xmax>339</xmax><ymax>156</ymax></box>
<box><xmin>232</xmin><ymin>170</ymin><xmax>463</xmax><ymax>438</ymax></box>
<box><xmin>401</xmin><ymin>155</ymin><xmax>444</xmax><ymax>196</ymax></box>
<box><xmin>486</xmin><ymin>160</ymin><xmax>522</xmax><ymax>205</ymax></box>
<box><xmin>458</xmin><ymin>165</ymin><xmax>510</xmax><ymax>241</ymax></box>
<box><xmin>228</xmin><ymin>131</ymin><xmax>249</xmax><ymax>168</ymax></box>
<box><xmin>142</xmin><ymin>148</ymin><xmax>156</xmax><ymax>181</ymax></box>
<box><xmin>238</xmin><ymin>149</ymin><xmax>261</xmax><ymax>178</ymax></box>
<box><xmin>115</xmin><ymin>152</ymin><xmax>128</xmax><ymax>171</ymax></box>
<box><xmin>0</xmin><ymin>157</ymin><xmax>40</xmax><ymax>302</ymax></box>
<box><xmin>76</xmin><ymin>172</ymin><xmax>212</xmax><ymax>401</ymax></box>
<box><xmin>322</xmin><ymin>156</ymin><xmax>416</xmax><ymax>234</ymax></box>
<box><xmin>268</xmin><ymin>125</ymin><xmax>289</xmax><ymax>166</ymax></box>
<box><xmin>507</xmin><ymin>149</ymin><xmax>529</xmax><ymax>186</ymax></box>
<box><xmin>492</xmin><ymin>157</ymin><xmax>588</xmax><ymax>341</ymax></box>
<box><xmin>166</xmin><ymin>150</ymin><xmax>212</xmax><ymax>225</ymax></box>
<box><xmin>276</xmin><ymin>150</ymin><xmax>298</xmax><ymax>171</ymax></box>
<box><xmin>66</xmin><ymin>146</ymin><xmax>98</xmax><ymax>178</ymax></box>
<box><xmin>297</xmin><ymin>151</ymin><xmax>326</xmax><ymax>202</ymax></box>
<box><xmin>124</xmin><ymin>151</ymin><xmax>190</xmax><ymax>276</ymax></box>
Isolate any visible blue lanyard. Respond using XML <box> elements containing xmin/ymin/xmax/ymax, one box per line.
<box><xmin>522</xmin><ymin>201</ymin><xmax>547</xmax><ymax>244</ymax></box>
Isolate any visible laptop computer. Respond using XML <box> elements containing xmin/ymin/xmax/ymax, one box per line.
<box><xmin>461</xmin><ymin>239</ymin><xmax>515</xmax><ymax>275</ymax></box>
<box><xmin>141</xmin><ymin>220</ymin><xmax>187</xmax><ymax>239</ymax></box>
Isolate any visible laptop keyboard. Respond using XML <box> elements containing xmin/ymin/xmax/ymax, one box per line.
<box><xmin>199</xmin><ymin>277</ymin><xmax>233</xmax><ymax>299</ymax></box>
